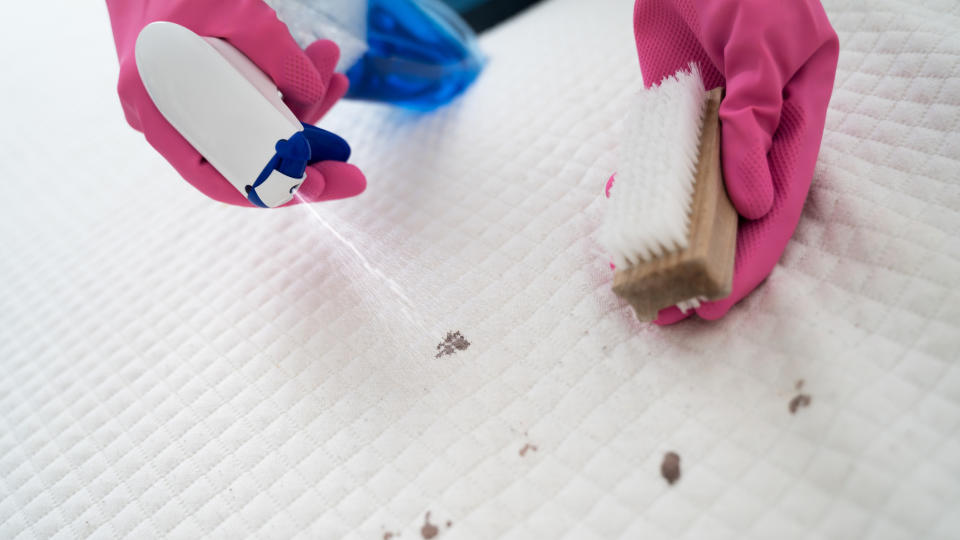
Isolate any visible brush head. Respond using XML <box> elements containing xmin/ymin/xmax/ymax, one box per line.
<box><xmin>602</xmin><ymin>64</ymin><xmax>707</xmax><ymax>268</ymax></box>
<box><xmin>602</xmin><ymin>65</ymin><xmax>738</xmax><ymax>322</ymax></box>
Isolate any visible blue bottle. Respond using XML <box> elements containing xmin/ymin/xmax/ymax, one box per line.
<box><xmin>268</xmin><ymin>0</ymin><xmax>485</xmax><ymax>111</ymax></box>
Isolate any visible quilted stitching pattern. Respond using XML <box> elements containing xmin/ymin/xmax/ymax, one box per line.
<box><xmin>1</xmin><ymin>0</ymin><xmax>959</xmax><ymax>538</ymax></box>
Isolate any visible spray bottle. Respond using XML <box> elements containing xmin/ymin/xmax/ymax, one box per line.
<box><xmin>266</xmin><ymin>0</ymin><xmax>485</xmax><ymax>110</ymax></box>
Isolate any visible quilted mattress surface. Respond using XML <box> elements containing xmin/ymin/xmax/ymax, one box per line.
<box><xmin>2</xmin><ymin>0</ymin><xmax>959</xmax><ymax>538</ymax></box>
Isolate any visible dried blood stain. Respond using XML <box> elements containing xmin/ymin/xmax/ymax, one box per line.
<box><xmin>661</xmin><ymin>451</ymin><xmax>681</xmax><ymax>485</ymax></box>
<box><xmin>789</xmin><ymin>394</ymin><xmax>812</xmax><ymax>414</ymax></box>
<box><xmin>436</xmin><ymin>331</ymin><xmax>471</xmax><ymax>358</ymax></box>
<box><xmin>421</xmin><ymin>512</ymin><xmax>439</xmax><ymax>539</ymax></box>
<box><xmin>789</xmin><ymin>380</ymin><xmax>812</xmax><ymax>414</ymax></box>
<box><xmin>519</xmin><ymin>443</ymin><xmax>538</xmax><ymax>457</ymax></box>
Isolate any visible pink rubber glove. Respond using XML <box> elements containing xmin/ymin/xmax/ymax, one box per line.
<box><xmin>106</xmin><ymin>0</ymin><xmax>366</xmax><ymax>207</ymax></box>
<box><xmin>631</xmin><ymin>0</ymin><xmax>839</xmax><ymax>324</ymax></box>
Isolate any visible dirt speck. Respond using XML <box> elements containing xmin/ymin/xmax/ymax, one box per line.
<box><xmin>446</xmin><ymin>521</ymin><xmax>452</xmax><ymax>528</ymax></box>
<box><xmin>436</xmin><ymin>331</ymin><xmax>471</xmax><ymax>358</ymax></box>
<box><xmin>384</xmin><ymin>533</ymin><xmax>393</xmax><ymax>540</ymax></box>
<box><xmin>519</xmin><ymin>443</ymin><xmax>538</xmax><ymax>457</ymax></box>
<box><xmin>789</xmin><ymin>394</ymin><xmax>812</xmax><ymax>414</ymax></box>
<box><xmin>661</xmin><ymin>451</ymin><xmax>681</xmax><ymax>485</ymax></box>
<box><xmin>796</xmin><ymin>379</ymin><xmax>805</xmax><ymax>390</ymax></box>
<box><xmin>421</xmin><ymin>512</ymin><xmax>439</xmax><ymax>539</ymax></box>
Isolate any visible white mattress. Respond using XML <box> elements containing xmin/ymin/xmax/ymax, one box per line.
<box><xmin>1</xmin><ymin>0</ymin><xmax>959</xmax><ymax>538</ymax></box>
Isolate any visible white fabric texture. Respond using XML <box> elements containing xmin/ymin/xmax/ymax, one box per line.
<box><xmin>1</xmin><ymin>0</ymin><xmax>959</xmax><ymax>538</ymax></box>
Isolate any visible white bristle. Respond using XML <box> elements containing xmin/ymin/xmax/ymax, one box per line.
<box><xmin>601</xmin><ymin>63</ymin><xmax>708</xmax><ymax>269</ymax></box>
<box><xmin>676</xmin><ymin>296</ymin><xmax>706</xmax><ymax>313</ymax></box>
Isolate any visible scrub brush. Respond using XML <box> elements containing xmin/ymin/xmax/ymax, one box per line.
<box><xmin>601</xmin><ymin>64</ymin><xmax>738</xmax><ymax>323</ymax></box>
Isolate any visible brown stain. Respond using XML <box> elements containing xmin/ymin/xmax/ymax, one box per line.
<box><xmin>789</xmin><ymin>394</ymin><xmax>812</xmax><ymax>414</ymax></box>
<box><xmin>421</xmin><ymin>512</ymin><xmax>439</xmax><ymax>540</ymax></box>
<box><xmin>661</xmin><ymin>451</ymin><xmax>681</xmax><ymax>485</ymax></box>
<box><xmin>384</xmin><ymin>534</ymin><xmax>394</xmax><ymax>540</ymax></box>
<box><xmin>519</xmin><ymin>443</ymin><xmax>538</xmax><ymax>457</ymax></box>
<box><xmin>446</xmin><ymin>521</ymin><xmax>452</xmax><ymax>528</ymax></box>
<box><xmin>436</xmin><ymin>331</ymin><xmax>471</xmax><ymax>358</ymax></box>
<box><xmin>796</xmin><ymin>379</ymin><xmax>805</xmax><ymax>391</ymax></box>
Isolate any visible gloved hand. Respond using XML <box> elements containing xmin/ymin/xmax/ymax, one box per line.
<box><xmin>631</xmin><ymin>0</ymin><xmax>839</xmax><ymax>324</ymax></box>
<box><xmin>106</xmin><ymin>0</ymin><xmax>366</xmax><ymax>207</ymax></box>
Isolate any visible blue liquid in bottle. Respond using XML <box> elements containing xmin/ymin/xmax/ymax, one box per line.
<box><xmin>344</xmin><ymin>0</ymin><xmax>485</xmax><ymax>110</ymax></box>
